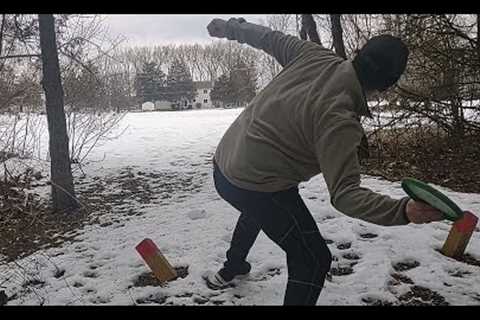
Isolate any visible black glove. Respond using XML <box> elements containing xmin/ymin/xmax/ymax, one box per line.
<box><xmin>207</xmin><ymin>17</ymin><xmax>246</xmax><ymax>39</ymax></box>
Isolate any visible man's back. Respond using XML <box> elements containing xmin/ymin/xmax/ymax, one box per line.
<box><xmin>215</xmin><ymin>43</ymin><xmax>366</xmax><ymax>192</ymax></box>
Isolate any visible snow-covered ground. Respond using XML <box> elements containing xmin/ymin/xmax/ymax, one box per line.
<box><xmin>1</xmin><ymin>109</ymin><xmax>480</xmax><ymax>305</ymax></box>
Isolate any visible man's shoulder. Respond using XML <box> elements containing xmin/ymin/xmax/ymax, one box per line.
<box><xmin>301</xmin><ymin>42</ymin><xmax>340</xmax><ymax>61</ymax></box>
<box><xmin>326</xmin><ymin>61</ymin><xmax>369</xmax><ymax>117</ymax></box>
<box><xmin>312</xmin><ymin>91</ymin><xmax>364</xmax><ymax>130</ymax></box>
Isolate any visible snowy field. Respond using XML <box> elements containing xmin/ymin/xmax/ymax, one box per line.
<box><xmin>1</xmin><ymin>108</ymin><xmax>480</xmax><ymax>305</ymax></box>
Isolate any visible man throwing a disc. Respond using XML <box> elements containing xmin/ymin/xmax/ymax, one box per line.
<box><xmin>204</xmin><ymin>17</ymin><xmax>443</xmax><ymax>305</ymax></box>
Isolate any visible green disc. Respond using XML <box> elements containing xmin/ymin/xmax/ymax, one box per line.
<box><xmin>401</xmin><ymin>177</ymin><xmax>464</xmax><ymax>221</ymax></box>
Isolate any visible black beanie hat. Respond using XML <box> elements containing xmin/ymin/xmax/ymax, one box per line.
<box><xmin>353</xmin><ymin>35</ymin><xmax>409</xmax><ymax>91</ymax></box>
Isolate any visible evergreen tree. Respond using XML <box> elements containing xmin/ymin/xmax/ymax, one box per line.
<box><xmin>64</xmin><ymin>62</ymin><xmax>103</xmax><ymax>111</ymax></box>
<box><xmin>229</xmin><ymin>59</ymin><xmax>257</xmax><ymax>106</ymax></box>
<box><xmin>165</xmin><ymin>58</ymin><xmax>195</xmax><ymax>108</ymax></box>
<box><xmin>210</xmin><ymin>74</ymin><xmax>232</xmax><ymax>107</ymax></box>
<box><xmin>135</xmin><ymin>61</ymin><xmax>166</xmax><ymax>103</ymax></box>
<box><xmin>210</xmin><ymin>59</ymin><xmax>257</xmax><ymax>108</ymax></box>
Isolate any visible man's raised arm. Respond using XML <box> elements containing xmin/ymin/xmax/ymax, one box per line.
<box><xmin>207</xmin><ymin>17</ymin><xmax>314</xmax><ymax>67</ymax></box>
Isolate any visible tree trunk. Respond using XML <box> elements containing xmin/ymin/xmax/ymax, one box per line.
<box><xmin>330</xmin><ymin>14</ymin><xmax>347</xmax><ymax>59</ymax></box>
<box><xmin>477</xmin><ymin>14</ymin><xmax>480</xmax><ymax>63</ymax></box>
<box><xmin>38</xmin><ymin>14</ymin><xmax>78</xmax><ymax>212</ymax></box>
<box><xmin>299</xmin><ymin>14</ymin><xmax>307</xmax><ymax>41</ymax></box>
<box><xmin>300</xmin><ymin>15</ymin><xmax>322</xmax><ymax>46</ymax></box>
<box><xmin>0</xmin><ymin>14</ymin><xmax>5</xmax><ymax>72</ymax></box>
<box><xmin>0</xmin><ymin>14</ymin><xmax>5</xmax><ymax>57</ymax></box>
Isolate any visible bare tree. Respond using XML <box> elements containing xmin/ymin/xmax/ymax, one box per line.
<box><xmin>203</xmin><ymin>42</ymin><xmax>224</xmax><ymax>81</ymax></box>
<box><xmin>255</xmin><ymin>15</ymin><xmax>294</xmax><ymax>85</ymax></box>
<box><xmin>388</xmin><ymin>14</ymin><xmax>480</xmax><ymax>139</ymax></box>
<box><xmin>38</xmin><ymin>14</ymin><xmax>77</xmax><ymax>211</ymax></box>
<box><xmin>330</xmin><ymin>15</ymin><xmax>347</xmax><ymax>59</ymax></box>
<box><xmin>0</xmin><ymin>14</ymin><xmax>128</xmax><ymax>217</ymax></box>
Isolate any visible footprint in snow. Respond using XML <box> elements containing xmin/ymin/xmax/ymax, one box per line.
<box><xmin>359</xmin><ymin>232</ymin><xmax>378</xmax><ymax>239</ymax></box>
<box><xmin>327</xmin><ymin>250</ymin><xmax>363</xmax><ymax>278</ymax></box>
<box><xmin>83</xmin><ymin>270</ymin><xmax>99</xmax><ymax>278</ymax></box>
<box><xmin>135</xmin><ymin>293</ymin><xmax>167</xmax><ymax>305</ymax></box>
<box><xmin>361</xmin><ymin>295</ymin><xmax>394</xmax><ymax>306</ymax></box>
<box><xmin>88</xmin><ymin>264</ymin><xmax>103</xmax><ymax>270</ymax></box>
<box><xmin>392</xmin><ymin>259</ymin><xmax>420</xmax><ymax>272</ymax></box>
<box><xmin>329</xmin><ymin>265</ymin><xmax>354</xmax><ymax>276</ymax></box>
<box><xmin>336</xmin><ymin>242</ymin><xmax>352</xmax><ymax>250</ymax></box>
<box><xmin>82</xmin><ymin>287</ymin><xmax>97</xmax><ymax>294</ymax></box>
<box><xmin>53</xmin><ymin>269</ymin><xmax>66</xmax><ymax>278</ymax></box>
<box><xmin>193</xmin><ymin>295</ymin><xmax>210</xmax><ymax>304</ymax></box>
<box><xmin>389</xmin><ymin>272</ymin><xmax>414</xmax><ymax>285</ymax></box>
<box><xmin>89</xmin><ymin>296</ymin><xmax>111</xmax><ymax>304</ymax></box>
<box><xmin>398</xmin><ymin>285</ymin><xmax>449</xmax><ymax>306</ymax></box>
<box><xmin>447</xmin><ymin>268</ymin><xmax>472</xmax><ymax>278</ymax></box>
<box><xmin>342</xmin><ymin>252</ymin><xmax>361</xmax><ymax>261</ymax></box>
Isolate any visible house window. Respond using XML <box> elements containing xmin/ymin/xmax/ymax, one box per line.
<box><xmin>204</xmin><ymin>99</ymin><xmax>208</xmax><ymax>103</ymax></box>
<box><xmin>203</xmin><ymin>89</ymin><xmax>208</xmax><ymax>94</ymax></box>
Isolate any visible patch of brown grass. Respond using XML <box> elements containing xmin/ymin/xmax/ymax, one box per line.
<box><xmin>362</xmin><ymin>127</ymin><xmax>480</xmax><ymax>193</ymax></box>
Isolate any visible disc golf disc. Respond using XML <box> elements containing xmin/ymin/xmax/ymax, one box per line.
<box><xmin>401</xmin><ymin>178</ymin><xmax>464</xmax><ymax>221</ymax></box>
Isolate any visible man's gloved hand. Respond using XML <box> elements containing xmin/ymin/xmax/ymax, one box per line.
<box><xmin>405</xmin><ymin>199</ymin><xmax>444</xmax><ymax>224</ymax></box>
<box><xmin>207</xmin><ymin>18</ymin><xmax>227</xmax><ymax>38</ymax></box>
<box><xmin>207</xmin><ymin>18</ymin><xmax>246</xmax><ymax>39</ymax></box>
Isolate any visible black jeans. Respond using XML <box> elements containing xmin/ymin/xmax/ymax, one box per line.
<box><xmin>213</xmin><ymin>160</ymin><xmax>332</xmax><ymax>305</ymax></box>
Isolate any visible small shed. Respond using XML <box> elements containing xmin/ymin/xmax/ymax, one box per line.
<box><xmin>154</xmin><ymin>100</ymin><xmax>173</xmax><ymax>111</ymax></box>
<box><xmin>141</xmin><ymin>101</ymin><xmax>155</xmax><ymax>112</ymax></box>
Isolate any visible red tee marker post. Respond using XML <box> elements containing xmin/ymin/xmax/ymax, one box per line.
<box><xmin>441</xmin><ymin>211</ymin><xmax>479</xmax><ymax>259</ymax></box>
<box><xmin>136</xmin><ymin>238</ymin><xmax>177</xmax><ymax>283</ymax></box>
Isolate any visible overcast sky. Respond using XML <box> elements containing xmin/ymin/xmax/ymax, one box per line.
<box><xmin>102</xmin><ymin>14</ymin><xmax>270</xmax><ymax>47</ymax></box>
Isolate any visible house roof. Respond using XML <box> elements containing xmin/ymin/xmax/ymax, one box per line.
<box><xmin>194</xmin><ymin>81</ymin><xmax>213</xmax><ymax>90</ymax></box>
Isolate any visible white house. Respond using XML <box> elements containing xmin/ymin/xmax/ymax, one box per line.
<box><xmin>190</xmin><ymin>81</ymin><xmax>214</xmax><ymax>109</ymax></box>
<box><xmin>140</xmin><ymin>81</ymin><xmax>215</xmax><ymax>112</ymax></box>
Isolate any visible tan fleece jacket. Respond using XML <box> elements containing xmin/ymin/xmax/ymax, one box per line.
<box><xmin>214</xmin><ymin>18</ymin><xmax>410</xmax><ymax>226</ymax></box>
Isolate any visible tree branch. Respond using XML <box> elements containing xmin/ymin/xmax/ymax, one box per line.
<box><xmin>0</xmin><ymin>53</ymin><xmax>41</xmax><ymax>60</ymax></box>
<box><xmin>440</xmin><ymin>14</ymin><xmax>478</xmax><ymax>49</ymax></box>
<box><xmin>0</xmin><ymin>86</ymin><xmax>29</xmax><ymax>110</ymax></box>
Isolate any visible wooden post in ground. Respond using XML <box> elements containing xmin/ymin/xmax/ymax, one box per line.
<box><xmin>441</xmin><ymin>211</ymin><xmax>478</xmax><ymax>258</ymax></box>
<box><xmin>136</xmin><ymin>238</ymin><xmax>177</xmax><ymax>283</ymax></box>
